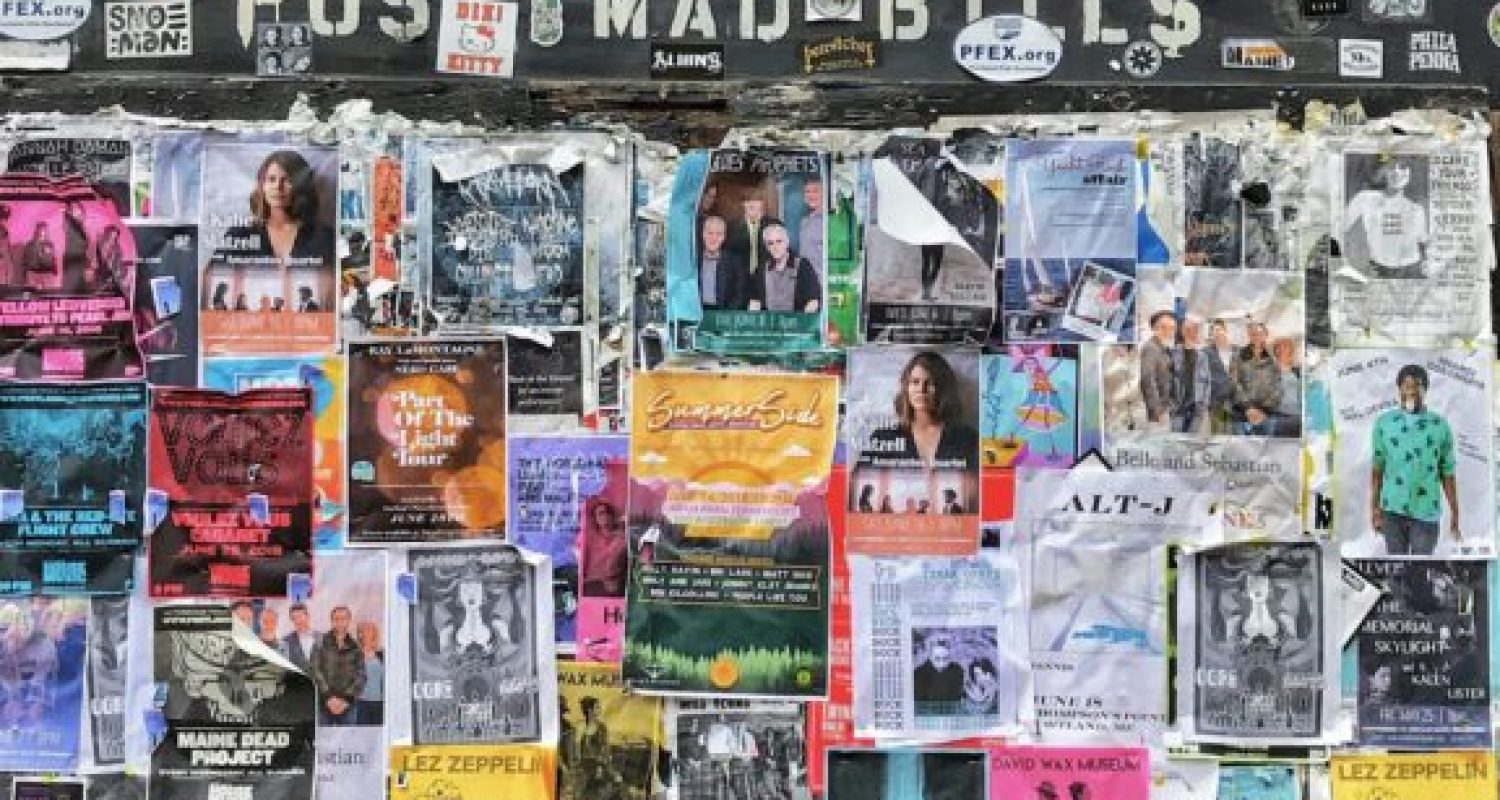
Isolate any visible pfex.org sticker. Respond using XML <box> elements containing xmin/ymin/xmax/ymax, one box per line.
<box><xmin>954</xmin><ymin>14</ymin><xmax>1062</xmax><ymax>83</ymax></box>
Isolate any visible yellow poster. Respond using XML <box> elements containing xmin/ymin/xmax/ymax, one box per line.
<box><xmin>1331</xmin><ymin>752</ymin><xmax>1496</xmax><ymax>800</ymax></box>
<box><xmin>389</xmin><ymin>743</ymin><xmax>557</xmax><ymax>800</ymax></box>
<box><xmin>559</xmin><ymin>661</ymin><xmax>663</xmax><ymax>800</ymax></box>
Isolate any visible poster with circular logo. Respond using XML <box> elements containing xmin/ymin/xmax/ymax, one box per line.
<box><xmin>0</xmin><ymin>0</ymin><xmax>90</xmax><ymax>41</ymax></box>
<box><xmin>953</xmin><ymin>15</ymin><xmax>1063</xmax><ymax>83</ymax></box>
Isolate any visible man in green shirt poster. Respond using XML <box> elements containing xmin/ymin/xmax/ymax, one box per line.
<box><xmin>1370</xmin><ymin>364</ymin><xmax>1461</xmax><ymax>555</ymax></box>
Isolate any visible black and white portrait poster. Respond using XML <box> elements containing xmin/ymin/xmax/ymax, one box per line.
<box><xmin>255</xmin><ymin>22</ymin><xmax>313</xmax><ymax>77</ymax></box>
<box><xmin>86</xmin><ymin>595</ymin><xmax>130</xmax><ymax>766</ymax></box>
<box><xmin>1330</xmin><ymin>349</ymin><xmax>1493</xmax><ymax>559</ymax></box>
<box><xmin>1332</xmin><ymin>141</ymin><xmax>1491</xmax><ymax>344</ymax></box>
<box><xmin>1178</xmin><ymin>542</ymin><xmax>1339</xmax><ymax>744</ymax></box>
<box><xmin>394</xmin><ymin>545</ymin><xmax>557</xmax><ymax>745</ymax></box>
<box><xmin>1354</xmin><ymin>560</ymin><xmax>1491</xmax><ymax>748</ymax></box>
<box><xmin>862</xmin><ymin>136</ymin><xmax>996</xmax><ymax>344</ymax></box>
<box><xmin>825</xmin><ymin>749</ymin><xmax>987</xmax><ymax>800</ymax></box>
<box><xmin>1183</xmin><ymin>134</ymin><xmax>1244</xmax><ymax>268</ymax></box>
<box><xmin>667</xmin><ymin>699</ymin><xmax>807</xmax><ymax>800</ymax></box>
<box><xmin>150</xmin><ymin>604</ymin><xmax>316</xmax><ymax>800</ymax></box>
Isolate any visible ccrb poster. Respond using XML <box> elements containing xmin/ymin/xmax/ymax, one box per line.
<box><xmin>147</xmin><ymin>388</ymin><xmax>314</xmax><ymax>598</ymax></box>
<box><xmin>429</xmin><ymin>161</ymin><xmax>585</xmax><ymax>328</ymax></box>
<box><xmin>150</xmin><ymin>604</ymin><xmax>316</xmax><ymax>800</ymax></box>
<box><xmin>1003</xmin><ymin>138</ymin><xmax>1137</xmax><ymax>343</ymax></box>
<box><xmin>557</xmin><ymin>660</ymin><xmax>662</xmax><ymax>800</ymax></box>
<box><xmin>988</xmin><ymin>746</ymin><xmax>1151</xmax><ymax>800</ymax></box>
<box><xmin>201</xmin><ymin>355</ymin><xmax>346</xmax><ymax>550</ymax></box>
<box><xmin>622</xmin><ymin>371</ymin><xmax>837</xmax><ymax>698</ymax></box>
<box><xmin>862</xmin><ymin>136</ymin><xmax>996</xmax><ymax>345</ymax></box>
<box><xmin>844</xmin><ymin>346</ymin><xmax>981</xmax><ymax>556</ymax></box>
<box><xmin>825</xmin><ymin>749</ymin><xmax>987</xmax><ymax>800</ymax></box>
<box><xmin>199</xmin><ymin>141</ymin><xmax>339</xmax><ymax>355</ymax></box>
<box><xmin>0</xmin><ymin>597</ymin><xmax>86</xmax><ymax>773</ymax></box>
<box><xmin>399</xmin><ymin>545</ymin><xmax>557</xmax><ymax>745</ymax></box>
<box><xmin>1353</xmin><ymin>560</ymin><xmax>1491</xmax><ymax>748</ymax></box>
<box><xmin>667</xmin><ymin>699</ymin><xmax>806</xmax><ymax>800</ymax></box>
<box><xmin>1177</xmin><ymin>541</ymin><xmax>1338</xmax><ymax>744</ymax></box>
<box><xmin>346</xmin><ymin>339</ymin><xmax>507</xmax><ymax>545</ymax></box>
<box><xmin>1016</xmin><ymin>468</ymin><xmax>1222</xmax><ymax>744</ymax></box>
<box><xmin>128</xmin><ymin>223</ymin><xmax>199</xmax><ymax>388</ymax></box>
<box><xmin>5</xmin><ymin>138</ymin><xmax>132</xmax><ymax>216</ymax></box>
<box><xmin>980</xmin><ymin>347</ymin><xmax>1078</xmax><ymax>469</ymax></box>
<box><xmin>507</xmin><ymin>434</ymin><xmax>628</xmax><ymax>649</ymax></box>
<box><xmin>1330</xmin><ymin>752</ymin><xmax>1497</xmax><ymax>800</ymax></box>
<box><xmin>87</xmin><ymin>595</ymin><xmax>130</xmax><ymax>766</ymax></box>
<box><xmin>389</xmin><ymin>743</ymin><xmax>556</xmax><ymax>800</ymax></box>
<box><xmin>0</xmin><ymin>382</ymin><xmax>145</xmax><ymax>593</ymax></box>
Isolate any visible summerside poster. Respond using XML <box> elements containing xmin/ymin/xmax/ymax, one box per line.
<box><xmin>346</xmin><ymin>339</ymin><xmax>507</xmax><ymax>545</ymax></box>
<box><xmin>148</xmin><ymin>388</ymin><xmax>314</xmax><ymax>598</ymax></box>
<box><xmin>0</xmin><ymin>382</ymin><xmax>146</xmax><ymax>593</ymax></box>
<box><xmin>0</xmin><ymin>597</ymin><xmax>86</xmax><ymax>772</ymax></box>
<box><xmin>623</xmin><ymin>371</ymin><xmax>837</xmax><ymax>698</ymax></box>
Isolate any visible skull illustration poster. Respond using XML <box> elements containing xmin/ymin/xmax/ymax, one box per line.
<box><xmin>0</xmin><ymin>382</ymin><xmax>146</xmax><ymax>593</ymax></box>
<box><xmin>147</xmin><ymin>388</ymin><xmax>314</xmax><ymax>598</ymax></box>
<box><xmin>1178</xmin><ymin>541</ymin><xmax>1339</xmax><ymax>743</ymax></box>
<box><xmin>86</xmin><ymin>595</ymin><xmax>130</xmax><ymax>766</ymax></box>
<box><xmin>0</xmin><ymin>597</ymin><xmax>86</xmax><ymax>772</ymax></box>
<box><xmin>346</xmin><ymin>339</ymin><xmax>507</xmax><ymax>545</ymax></box>
<box><xmin>150</xmin><ymin>604</ymin><xmax>316</xmax><ymax>800</ymax></box>
<box><xmin>988</xmin><ymin>746</ymin><xmax>1151</xmax><ymax>800</ymax></box>
<box><xmin>400</xmin><ymin>545</ymin><xmax>556</xmax><ymax>745</ymax></box>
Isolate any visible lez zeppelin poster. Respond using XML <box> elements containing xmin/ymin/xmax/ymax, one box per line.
<box><xmin>622</xmin><ymin>371</ymin><xmax>836</xmax><ymax>698</ymax></box>
<box><xmin>988</xmin><ymin>746</ymin><xmax>1152</xmax><ymax>800</ymax></box>
<box><xmin>0</xmin><ymin>597</ymin><xmax>86</xmax><ymax>772</ymax></box>
<box><xmin>1015</xmin><ymin>468</ymin><xmax>1222</xmax><ymax>743</ymax></box>
<box><xmin>1003</xmin><ymin>138</ymin><xmax>1137</xmax><ymax>343</ymax></box>
<box><xmin>557</xmin><ymin>660</ymin><xmax>662</xmax><ymax>800</ymax></box>
<box><xmin>150</xmin><ymin>604</ymin><xmax>316</xmax><ymax>800</ymax></box>
<box><xmin>667</xmin><ymin>699</ymin><xmax>806</xmax><ymax>800</ymax></box>
<box><xmin>0</xmin><ymin>382</ymin><xmax>145</xmax><ymax>593</ymax></box>
<box><xmin>5</xmin><ymin>138</ymin><xmax>132</xmax><ymax>215</ymax></box>
<box><xmin>403</xmin><ymin>545</ymin><xmax>556</xmax><ymax>745</ymax></box>
<box><xmin>148</xmin><ymin>388</ymin><xmax>314</xmax><ymax>599</ymax></box>
<box><xmin>128</xmin><ymin>222</ymin><xmax>200</xmax><ymax>388</ymax></box>
<box><xmin>260</xmin><ymin>550</ymin><xmax>388</xmax><ymax>799</ymax></box>
<box><xmin>576</xmin><ymin>458</ymin><xmax>629</xmax><ymax>663</ymax></box>
<box><xmin>845</xmin><ymin>346</ymin><xmax>981</xmax><ymax>556</ymax></box>
<box><xmin>87</xmin><ymin>595</ymin><xmax>130</xmax><ymax>765</ymax></box>
<box><xmin>1354</xmin><ymin>560</ymin><xmax>1491</xmax><ymax>748</ymax></box>
<box><xmin>201</xmin><ymin>356</ymin><xmax>346</xmax><ymax>550</ymax></box>
<box><xmin>862</xmin><ymin>136</ymin><xmax>996</xmax><ymax>345</ymax></box>
<box><xmin>346</xmin><ymin>339</ymin><xmax>507</xmax><ymax>545</ymax></box>
<box><xmin>198</xmin><ymin>141</ymin><xmax>339</xmax><ymax>355</ymax></box>
<box><xmin>429</xmin><ymin>161</ymin><xmax>585</xmax><ymax>328</ymax></box>
<box><xmin>389</xmin><ymin>744</ymin><xmax>556</xmax><ymax>800</ymax></box>
<box><xmin>1178</xmin><ymin>542</ymin><xmax>1337</xmax><ymax>743</ymax></box>
<box><xmin>1330</xmin><ymin>349</ymin><xmax>1493</xmax><ymax>559</ymax></box>
<box><xmin>980</xmin><ymin>348</ymin><xmax>1077</xmax><ymax>469</ymax></box>
<box><xmin>825</xmin><ymin>749</ymin><xmax>987</xmax><ymax>800</ymax></box>
<box><xmin>849</xmin><ymin>550</ymin><xmax>1030</xmax><ymax>741</ymax></box>
<box><xmin>1330</xmin><ymin>752</ymin><xmax>1497</xmax><ymax>800</ymax></box>
<box><xmin>507</xmin><ymin>434</ymin><xmax>628</xmax><ymax>647</ymax></box>
<box><xmin>684</xmin><ymin>148</ymin><xmax>827</xmax><ymax>353</ymax></box>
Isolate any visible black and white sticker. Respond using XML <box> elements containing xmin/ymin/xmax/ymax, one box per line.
<box><xmin>1339</xmin><ymin>38</ymin><xmax>1382</xmax><ymax>78</ymax></box>
<box><xmin>649</xmin><ymin>42</ymin><xmax>724</xmax><ymax>80</ymax></box>
<box><xmin>105</xmin><ymin>0</ymin><xmax>191</xmax><ymax>59</ymax></box>
<box><xmin>1221</xmin><ymin>38</ymin><xmax>1295</xmax><ymax>70</ymax></box>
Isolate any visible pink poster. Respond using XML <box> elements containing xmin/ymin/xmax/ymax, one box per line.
<box><xmin>988</xmin><ymin>746</ymin><xmax>1150</xmax><ymax>800</ymax></box>
<box><xmin>575</xmin><ymin>459</ymin><xmax>628</xmax><ymax>662</ymax></box>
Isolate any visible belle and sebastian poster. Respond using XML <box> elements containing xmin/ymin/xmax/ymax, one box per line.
<box><xmin>622</xmin><ymin>371</ymin><xmax>837</xmax><ymax>698</ymax></box>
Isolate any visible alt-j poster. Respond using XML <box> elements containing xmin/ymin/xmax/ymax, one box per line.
<box><xmin>989</xmin><ymin>746</ymin><xmax>1152</xmax><ymax>800</ymax></box>
<box><xmin>0</xmin><ymin>382</ymin><xmax>145</xmax><ymax>593</ymax></box>
<box><xmin>346</xmin><ymin>339</ymin><xmax>507</xmax><ymax>545</ymax></box>
<box><xmin>622</xmin><ymin>371</ymin><xmax>837</xmax><ymax>698</ymax></box>
<box><xmin>150</xmin><ymin>604</ymin><xmax>316</xmax><ymax>800</ymax></box>
<box><xmin>148</xmin><ymin>388</ymin><xmax>314</xmax><ymax>598</ymax></box>
<box><xmin>557</xmin><ymin>660</ymin><xmax>662</xmax><ymax>800</ymax></box>
<box><xmin>0</xmin><ymin>597</ymin><xmax>86</xmax><ymax>772</ymax></box>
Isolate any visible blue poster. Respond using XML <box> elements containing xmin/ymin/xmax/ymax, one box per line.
<box><xmin>0</xmin><ymin>597</ymin><xmax>87</xmax><ymax>772</ymax></box>
<box><xmin>980</xmin><ymin>349</ymin><xmax>1077</xmax><ymax>469</ymax></box>
<box><xmin>1003</xmin><ymin>138</ymin><xmax>1137</xmax><ymax>343</ymax></box>
<box><xmin>1217</xmin><ymin>765</ymin><xmax>1299</xmax><ymax>800</ymax></box>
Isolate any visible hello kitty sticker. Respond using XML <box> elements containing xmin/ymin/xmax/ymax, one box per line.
<box><xmin>436</xmin><ymin>0</ymin><xmax>517</xmax><ymax>77</ymax></box>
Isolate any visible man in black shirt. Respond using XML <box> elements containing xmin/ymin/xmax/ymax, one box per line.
<box><xmin>912</xmin><ymin>637</ymin><xmax>965</xmax><ymax>706</ymax></box>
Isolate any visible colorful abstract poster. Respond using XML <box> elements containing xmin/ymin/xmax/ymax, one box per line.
<box><xmin>346</xmin><ymin>339</ymin><xmax>507</xmax><ymax>545</ymax></box>
<box><xmin>988</xmin><ymin>746</ymin><xmax>1151</xmax><ymax>800</ymax></box>
<box><xmin>389</xmin><ymin>744</ymin><xmax>556</xmax><ymax>800</ymax></box>
<box><xmin>150</xmin><ymin>604</ymin><xmax>316</xmax><ymax>800</ymax></box>
<box><xmin>0</xmin><ymin>382</ymin><xmax>145</xmax><ymax>593</ymax></box>
<box><xmin>622</xmin><ymin>371</ymin><xmax>837</xmax><ymax>698</ymax></box>
<box><xmin>199</xmin><ymin>141</ymin><xmax>338</xmax><ymax>355</ymax></box>
<box><xmin>1330</xmin><ymin>752</ymin><xmax>1497</xmax><ymax>800</ymax></box>
<box><xmin>0</xmin><ymin>597</ymin><xmax>86</xmax><ymax>772</ymax></box>
<box><xmin>507</xmin><ymin>434</ymin><xmax>628</xmax><ymax>648</ymax></box>
<box><xmin>128</xmin><ymin>222</ymin><xmax>199</xmax><ymax>387</ymax></box>
<box><xmin>1353</xmin><ymin>560</ymin><xmax>1491</xmax><ymax>748</ymax></box>
<box><xmin>980</xmin><ymin>348</ymin><xmax>1077</xmax><ymax>469</ymax></box>
<box><xmin>147</xmin><ymin>388</ymin><xmax>313</xmax><ymax>598</ymax></box>
<box><xmin>202</xmin><ymin>356</ymin><xmax>346</xmax><ymax>550</ymax></box>
<box><xmin>86</xmin><ymin>595</ymin><xmax>130</xmax><ymax>765</ymax></box>
<box><xmin>557</xmin><ymin>661</ymin><xmax>663</xmax><ymax>800</ymax></box>
<box><xmin>826</xmin><ymin>749</ymin><xmax>987</xmax><ymax>800</ymax></box>
<box><xmin>845</xmin><ymin>346</ymin><xmax>981</xmax><ymax>555</ymax></box>
<box><xmin>1003</xmin><ymin>138</ymin><xmax>1137</xmax><ymax>343</ymax></box>
<box><xmin>575</xmin><ymin>458</ymin><xmax>628</xmax><ymax>663</ymax></box>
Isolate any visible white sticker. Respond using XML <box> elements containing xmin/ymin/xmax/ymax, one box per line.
<box><xmin>0</xmin><ymin>0</ymin><xmax>89</xmax><ymax>41</ymax></box>
<box><xmin>807</xmin><ymin>0</ymin><xmax>861</xmax><ymax>23</ymax></box>
<box><xmin>0</xmin><ymin>37</ymin><xmax>67</xmax><ymax>69</ymax></box>
<box><xmin>104</xmin><ymin>0</ymin><xmax>191</xmax><ymax>59</ymax></box>
<box><xmin>1339</xmin><ymin>38</ymin><xmax>1383</xmax><ymax>78</ymax></box>
<box><xmin>436</xmin><ymin>0</ymin><xmax>517</xmax><ymax>77</ymax></box>
<box><xmin>953</xmin><ymin>15</ymin><xmax>1062</xmax><ymax>83</ymax></box>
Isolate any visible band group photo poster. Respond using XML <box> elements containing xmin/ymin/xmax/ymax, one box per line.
<box><xmin>622</xmin><ymin>371</ymin><xmax>836</xmax><ymax>698</ymax></box>
<box><xmin>556</xmin><ymin>660</ymin><xmax>662</xmax><ymax>800</ymax></box>
<box><xmin>844</xmin><ymin>346</ymin><xmax>981</xmax><ymax>555</ymax></box>
<box><xmin>346</xmin><ymin>339</ymin><xmax>508</xmax><ymax>544</ymax></box>
<box><xmin>199</xmin><ymin>141</ymin><xmax>339</xmax><ymax>355</ymax></box>
<box><xmin>667</xmin><ymin>699</ymin><xmax>807</xmax><ymax>800</ymax></box>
